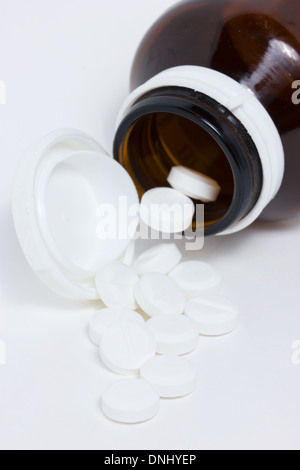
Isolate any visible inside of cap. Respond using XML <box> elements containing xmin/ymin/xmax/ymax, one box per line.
<box><xmin>37</xmin><ymin>149</ymin><xmax>139</xmax><ymax>278</ymax></box>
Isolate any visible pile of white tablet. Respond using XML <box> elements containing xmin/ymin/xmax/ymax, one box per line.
<box><xmin>89</xmin><ymin>243</ymin><xmax>239</xmax><ymax>424</ymax></box>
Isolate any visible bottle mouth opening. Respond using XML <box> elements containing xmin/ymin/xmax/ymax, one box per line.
<box><xmin>114</xmin><ymin>87</ymin><xmax>263</xmax><ymax>236</ymax></box>
<box><xmin>117</xmin><ymin>112</ymin><xmax>235</xmax><ymax>229</ymax></box>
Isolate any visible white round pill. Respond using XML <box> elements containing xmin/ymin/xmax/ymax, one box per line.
<box><xmin>95</xmin><ymin>261</ymin><xmax>139</xmax><ymax>310</ymax></box>
<box><xmin>135</xmin><ymin>273</ymin><xmax>186</xmax><ymax>318</ymax></box>
<box><xmin>89</xmin><ymin>307</ymin><xmax>144</xmax><ymax>346</ymax></box>
<box><xmin>185</xmin><ymin>294</ymin><xmax>239</xmax><ymax>336</ymax></box>
<box><xmin>140</xmin><ymin>187</ymin><xmax>195</xmax><ymax>234</ymax></box>
<box><xmin>167</xmin><ymin>166</ymin><xmax>221</xmax><ymax>202</ymax></box>
<box><xmin>170</xmin><ymin>261</ymin><xmax>221</xmax><ymax>298</ymax></box>
<box><xmin>99</xmin><ymin>322</ymin><xmax>156</xmax><ymax>375</ymax></box>
<box><xmin>133</xmin><ymin>243</ymin><xmax>182</xmax><ymax>275</ymax></box>
<box><xmin>140</xmin><ymin>355</ymin><xmax>197</xmax><ymax>398</ymax></box>
<box><xmin>147</xmin><ymin>314</ymin><xmax>199</xmax><ymax>356</ymax></box>
<box><xmin>102</xmin><ymin>379</ymin><xmax>160</xmax><ymax>424</ymax></box>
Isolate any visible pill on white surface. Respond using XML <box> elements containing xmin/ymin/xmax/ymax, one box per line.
<box><xmin>167</xmin><ymin>166</ymin><xmax>221</xmax><ymax>202</ymax></box>
<box><xmin>140</xmin><ymin>187</ymin><xmax>195</xmax><ymax>234</ymax></box>
<box><xmin>133</xmin><ymin>243</ymin><xmax>182</xmax><ymax>275</ymax></box>
<box><xmin>185</xmin><ymin>294</ymin><xmax>239</xmax><ymax>336</ymax></box>
<box><xmin>135</xmin><ymin>273</ymin><xmax>186</xmax><ymax>318</ymax></box>
<box><xmin>89</xmin><ymin>307</ymin><xmax>144</xmax><ymax>346</ymax></box>
<box><xmin>140</xmin><ymin>355</ymin><xmax>197</xmax><ymax>398</ymax></box>
<box><xmin>170</xmin><ymin>261</ymin><xmax>221</xmax><ymax>298</ymax></box>
<box><xmin>147</xmin><ymin>314</ymin><xmax>199</xmax><ymax>356</ymax></box>
<box><xmin>102</xmin><ymin>379</ymin><xmax>160</xmax><ymax>424</ymax></box>
<box><xmin>99</xmin><ymin>322</ymin><xmax>156</xmax><ymax>375</ymax></box>
<box><xmin>95</xmin><ymin>261</ymin><xmax>139</xmax><ymax>310</ymax></box>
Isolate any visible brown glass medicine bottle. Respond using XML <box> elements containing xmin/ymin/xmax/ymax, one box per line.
<box><xmin>113</xmin><ymin>0</ymin><xmax>300</xmax><ymax>236</ymax></box>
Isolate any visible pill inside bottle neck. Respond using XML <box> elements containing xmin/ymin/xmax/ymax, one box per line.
<box><xmin>118</xmin><ymin>112</ymin><xmax>234</xmax><ymax>227</ymax></box>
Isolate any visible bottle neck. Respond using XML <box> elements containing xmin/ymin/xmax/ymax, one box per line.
<box><xmin>114</xmin><ymin>66</ymin><xmax>285</xmax><ymax>235</ymax></box>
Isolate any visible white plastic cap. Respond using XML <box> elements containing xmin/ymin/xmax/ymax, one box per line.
<box><xmin>12</xmin><ymin>129</ymin><xmax>139</xmax><ymax>300</ymax></box>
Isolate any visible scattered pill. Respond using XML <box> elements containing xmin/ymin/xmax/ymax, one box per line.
<box><xmin>135</xmin><ymin>273</ymin><xmax>186</xmax><ymax>318</ymax></box>
<box><xmin>89</xmin><ymin>307</ymin><xmax>144</xmax><ymax>346</ymax></box>
<box><xmin>133</xmin><ymin>243</ymin><xmax>182</xmax><ymax>275</ymax></box>
<box><xmin>170</xmin><ymin>261</ymin><xmax>221</xmax><ymax>298</ymax></box>
<box><xmin>185</xmin><ymin>294</ymin><xmax>239</xmax><ymax>336</ymax></box>
<box><xmin>140</xmin><ymin>187</ymin><xmax>195</xmax><ymax>234</ymax></box>
<box><xmin>140</xmin><ymin>355</ymin><xmax>197</xmax><ymax>398</ymax></box>
<box><xmin>167</xmin><ymin>166</ymin><xmax>221</xmax><ymax>202</ymax></box>
<box><xmin>102</xmin><ymin>379</ymin><xmax>160</xmax><ymax>424</ymax></box>
<box><xmin>90</xmin><ymin>239</ymin><xmax>234</xmax><ymax>422</ymax></box>
<box><xmin>147</xmin><ymin>314</ymin><xmax>199</xmax><ymax>356</ymax></box>
<box><xmin>99</xmin><ymin>322</ymin><xmax>156</xmax><ymax>375</ymax></box>
<box><xmin>95</xmin><ymin>261</ymin><xmax>139</xmax><ymax>310</ymax></box>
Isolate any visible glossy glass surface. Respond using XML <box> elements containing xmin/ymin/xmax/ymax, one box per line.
<box><xmin>130</xmin><ymin>0</ymin><xmax>300</xmax><ymax>220</ymax></box>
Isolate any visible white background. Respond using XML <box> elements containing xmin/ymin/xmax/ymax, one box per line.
<box><xmin>1</xmin><ymin>0</ymin><xmax>300</xmax><ymax>451</ymax></box>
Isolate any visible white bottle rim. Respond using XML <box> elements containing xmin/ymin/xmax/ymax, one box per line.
<box><xmin>117</xmin><ymin>65</ymin><xmax>285</xmax><ymax>235</ymax></box>
<box><xmin>12</xmin><ymin>129</ymin><xmax>139</xmax><ymax>300</ymax></box>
